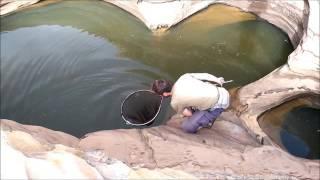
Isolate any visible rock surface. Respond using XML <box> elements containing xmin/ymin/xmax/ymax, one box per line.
<box><xmin>103</xmin><ymin>0</ymin><xmax>307</xmax><ymax>47</ymax></box>
<box><xmin>79</xmin><ymin>114</ymin><xmax>320</xmax><ymax>179</ymax></box>
<box><xmin>2</xmin><ymin>118</ymin><xmax>319</xmax><ymax>179</ymax></box>
<box><xmin>1</xmin><ymin>119</ymin><xmax>198</xmax><ymax>179</ymax></box>
<box><xmin>0</xmin><ymin>0</ymin><xmax>40</xmax><ymax>16</ymax></box>
<box><xmin>1</xmin><ymin>119</ymin><xmax>79</xmax><ymax>151</ymax></box>
<box><xmin>233</xmin><ymin>1</ymin><xmax>320</xmax><ymax>143</ymax></box>
<box><xmin>101</xmin><ymin>0</ymin><xmax>319</xmax><ymax>143</ymax></box>
<box><xmin>1</xmin><ymin>0</ymin><xmax>319</xmax><ymax>179</ymax></box>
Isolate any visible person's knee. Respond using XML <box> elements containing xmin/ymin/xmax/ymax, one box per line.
<box><xmin>181</xmin><ymin>119</ymin><xmax>199</xmax><ymax>133</ymax></box>
<box><xmin>181</xmin><ymin>111</ymin><xmax>207</xmax><ymax>133</ymax></box>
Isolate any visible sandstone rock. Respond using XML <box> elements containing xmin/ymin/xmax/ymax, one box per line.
<box><xmin>1</xmin><ymin>130</ymin><xmax>29</xmax><ymax>179</ymax></box>
<box><xmin>85</xmin><ymin>150</ymin><xmax>132</xmax><ymax>179</ymax></box>
<box><xmin>1</xmin><ymin>124</ymin><xmax>199</xmax><ymax>179</ymax></box>
<box><xmin>80</xmin><ymin>129</ymin><xmax>157</xmax><ymax>168</ymax></box>
<box><xmin>128</xmin><ymin>168</ymin><xmax>198</xmax><ymax>179</ymax></box>
<box><xmin>233</xmin><ymin>64</ymin><xmax>320</xmax><ymax>144</ymax></box>
<box><xmin>104</xmin><ymin>0</ymin><xmax>306</xmax><ymax>46</ymax></box>
<box><xmin>25</xmin><ymin>150</ymin><xmax>103</xmax><ymax>179</ymax></box>
<box><xmin>0</xmin><ymin>0</ymin><xmax>319</xmax><ymax>179</ymax></box>
<box><xmin>79</xmin><ymin>116</ymin><xmax>259</xmax><ymax>168</ymax></box>
<box><xmin>83</xmin><ymin>149</ymin><xmax>198</xmax><ymax>179</ymax></box>
<box><xmin>104</xmin><ymin>0</ymin><xmax>214</xmax><ymax>32</ymax></box>
<box><xmin>0</xmin><ymin>0</ymin><xmax>40</xmax><ymax>16</ymax></box>
<box><xmin>7</xmin><ymin>130</ymin><xmax>51</xmax><ymax>154</ymax></box>
<box><xmin>1</xmin><ymin>127</ymin><xmax>103</xmax><ymax>179</ymax></box>
<box><xmin>287</xmin><ymin>1</ymin><xmax>320</xmax><ymax>75</ymax></box>
<box><xmin>232</xmin><ymin>1</ymin><xmax>319</xmax><ymax>143</ymax></box>
<box><xmin>79</xmin><ymin>119</ymin><xmax>319</xmax><ymax>179</ymax></box>
<box><xmin>1</xmin><ymin>119</ymin><xmax>79</xmax><ymax>148</ymax></box>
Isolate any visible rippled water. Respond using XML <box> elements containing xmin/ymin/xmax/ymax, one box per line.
<box><xmin>259</xmin><ymin>96</ymin><xmax>320</xmax><ymax>159</ymax></box>
<box><xmin>0</xmin><ymin>0</ymin><xmax>293</xmax><ymax>137</ymax></box>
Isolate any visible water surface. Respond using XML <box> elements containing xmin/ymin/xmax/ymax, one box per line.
<box><xmin>259</xmin><ymin>96</ymin><xmax>320</xmax><ymax>159</ymax></box>
<box><xmin>1</xmin><ymin>0</ymin><xmax>293</xmax><ymax>136</ymax></box>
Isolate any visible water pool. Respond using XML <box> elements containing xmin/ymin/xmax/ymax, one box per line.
<box><xmin>0</xmin><ymin>0</ymin><xmax>293</xmax><ymax>137</ymax></box>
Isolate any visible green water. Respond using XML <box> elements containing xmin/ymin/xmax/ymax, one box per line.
<box><xmin>0</xmin><ymin>0</ymin><xmax>293</xmax><ymax>137</ymax></box>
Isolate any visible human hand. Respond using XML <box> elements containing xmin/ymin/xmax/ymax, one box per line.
<box><xmin>218</xmin><ymin>77</ymin><xmax>225</xmax><ymax>86</ymax></box>
<box><xmin>182</xmin><ymin>108</ymin><xmax>193</xmax><ymax>117</ymax></box>
<box><xmin>218</xmin><ymin>77</ymin><xmax>233</xmax><ymax>86</ymax></box>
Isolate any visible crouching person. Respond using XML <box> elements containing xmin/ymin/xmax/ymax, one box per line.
<box><xmin>151</xmin><ymin>73</ymin><xmax>231</xmax><ymax>133</ymax></box>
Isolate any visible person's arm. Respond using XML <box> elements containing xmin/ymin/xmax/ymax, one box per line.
<box><xmin>187</xmin><ymin>73</ymin><xmax>226</xmax><ymax>86</ymax></box>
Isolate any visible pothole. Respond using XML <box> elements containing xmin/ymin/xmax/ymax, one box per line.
<box><xmin>259</xmin><ymin>94</ymin><xmax>320</xmax><ymax>159</ymax></box>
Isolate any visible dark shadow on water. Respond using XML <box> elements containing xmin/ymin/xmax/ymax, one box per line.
<box><xmin>259</xmin><ymin>95</ymin><xmax>320</xmax><ymax>159</ymax></box>
<box><xmin>280</xmin><ymin>107</ymin><xmax>320</xmax><ymax>159</ymax></box>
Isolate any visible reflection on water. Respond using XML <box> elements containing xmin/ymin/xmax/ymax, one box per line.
<box><xmin>1</xmin><ymin>0</ymin><xmax>293</xmax><ymax>85</ymax></box>
<box><xmin>1</xmin><ymin>0</ymin><xmax>293</xmax><ymax>136</ymax></box>
<box><xmin>259</xmin><ymin>96</ymin><xmax>320</xmax><ymax>159</ymax></box>
<box><xmin>0</xmin><ymin>25</ymin><xmax>172</xmax><ymax>137</ymax></box>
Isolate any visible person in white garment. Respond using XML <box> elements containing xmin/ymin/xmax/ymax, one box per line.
<box><xmin>151</xmin><ymin>73</ymin><xmax>231</xmax><ymax>133</ymax></box>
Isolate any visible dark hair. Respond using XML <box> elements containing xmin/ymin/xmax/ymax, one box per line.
<box><xmin>151</xmin><ymin>79</ymin><xmax>173</xmax><ymax>95</ymax></box>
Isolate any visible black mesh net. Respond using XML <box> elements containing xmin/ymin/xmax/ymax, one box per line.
<box><xmin>121</xmin><ymin>90</ymin><xmax>162</xmax><ymax>125</ymax></box>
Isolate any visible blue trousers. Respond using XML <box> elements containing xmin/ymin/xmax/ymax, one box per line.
<box><xmin>181</xmin><ymin>108</ymin><xmax>224</xmax><ymax>133</ymax></box>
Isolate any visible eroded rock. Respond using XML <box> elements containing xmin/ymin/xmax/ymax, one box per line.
<box><xmin>1</xmin><ymin>119</ymin><xmax>79</xmax><ymax>149</ymax></box>
<box><xmin>98</xmin><ymin>0</ymin><xmax>320</xmax><ymax>144</ymax></box>
<box><xmin>234</xmin><ymin>1</ymin><xmax>319</xmax><ymax>144</ymax></box>
<box><xmin>0</xmin><ymin>0</ymin><xmax>40</xmax><ymax>16</ymax></box>
<box><xmin>1</xmin><ymin>121</ymin><xmax>198</xmax><ymax>179</ymax></box>
<box><xmin>79</xmin><ymin>115</ymin><xmax>319</xmax><ymax>179</ymax></box>
<box><xmin>0</xmin><ymin>0</ymin><xmax>319</xmax><ymax>179</ymax></box>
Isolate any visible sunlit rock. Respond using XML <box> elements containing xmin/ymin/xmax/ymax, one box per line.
<box><xmin>0</xmin><ymin>0</ymin><xmax>319</xmax><ymax>179</ymax></box>
<box><xmin>25</xmin><ymin>150</ymin><xmax>103</xmax><ymax>179</ymax></box>
<box><xmin>287</xmin><ymin>1</ymin><xmax>320</xmax><ymax>75</ymax></box>
<box><xmin>85</xmin><ymin>150</ymin><xmax>133</xmax><ymax>179</ymax></box>
<box><xmin>1</xmin><ymin>129</ymin><xmax>28</xmax><ymax>179</ymax></box>
<box><xmin>1</xmin><ymin>121</ymin><xmax>198</xmax><ymax>179</ymax></box>
<box><xmin>1</xmin><ymin>119</ymin><xmax>79</xmax><ymax>148</ymax></box>
<box><xmin>7</xmin><ymin>130</ymin><xmax>50</xmax><ymax>154</ymax></box>
<box><xmin>0</xmin><ymin>0</ymin><xmax>40</xmax><ymax>16</ymax></box>
<box><xmin>79</xmin><ymin>118</ymin><xmax>319</xmax><ymax>179</ymax></box>
<box><xmin>1</xmin><ymin>122</ymin><xmax>103</xmax><ymax>179</ymax></box>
